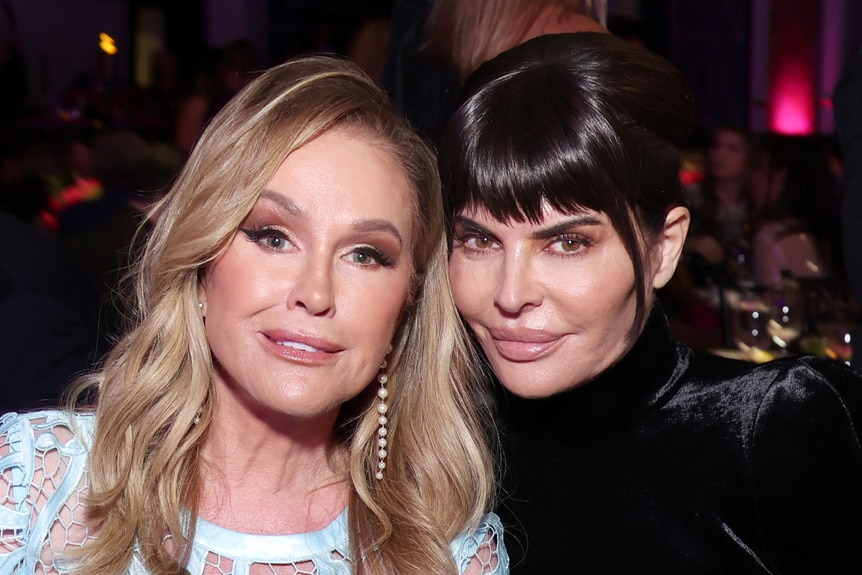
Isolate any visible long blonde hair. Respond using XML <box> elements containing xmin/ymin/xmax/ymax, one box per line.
<box><xmin>427</xmin><ymin>0</ymin><xmax>608</xmax><ymax>78</ymax></box>
<box><xmin>70</xmin><ymin>55</ymin><xmax>496</xmax><ymax>575</ymax></box>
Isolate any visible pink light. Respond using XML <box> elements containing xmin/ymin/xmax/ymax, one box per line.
<box><xmin>769</xmin><ymin>60</ymin><xmax>815</xmax><ymax>135</ymax></box>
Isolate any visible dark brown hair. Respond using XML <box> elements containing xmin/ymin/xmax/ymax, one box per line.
<box><xmin>440</xmin><ymin>32</ymin><xmax>695</xmax><ymax>333</ymax></box>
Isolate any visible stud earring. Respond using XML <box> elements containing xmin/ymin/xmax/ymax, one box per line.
<box><xmin>375</xmin><ymin>355</ymin><xmax>391</xmax><ymax>480</ymax></box>
<box><xmin>198</xmin><ymin>301</ymin><xmax>205</xmax><ymax>311</ymax></box>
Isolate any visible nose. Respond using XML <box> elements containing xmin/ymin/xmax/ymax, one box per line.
<box><xmin>494</xmin><ymin>250</ymin><xmax>542</xmax><ymax>314</ymax></box>
<box><xmin>286</xmin><ymin>253</ymin><xmax>335</xmax><ymax>316</ymax></box>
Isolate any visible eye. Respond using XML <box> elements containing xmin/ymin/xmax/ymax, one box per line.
<box><xmin>345</xmin><ymin>247</ymin><xmax>395</xmax><ymax>268</ymax></box>
<box><xmin>548</xmin><ymin>235</ymin><xmax>590</xmax><ymax>255</ymax></box>
<box><xmin>240</xmin><ymin>227</ymin><xmax>294</xmax><ymax>252</ymax></box>
<box><xmin>460</xmin><ymin>235</ymin><xmax>499</xmax><ymax>251</ymax></box>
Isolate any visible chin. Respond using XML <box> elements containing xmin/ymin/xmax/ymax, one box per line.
<box><xmin>496</xmin><ymin>370</ymin><xmax>581</xmax><ymax>399</ymax></box>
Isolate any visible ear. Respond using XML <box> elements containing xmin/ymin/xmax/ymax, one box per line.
<box><xmin>650</xmin><ymin>206</ymin><xmax>690</xmax><ymax>290</ymax></box>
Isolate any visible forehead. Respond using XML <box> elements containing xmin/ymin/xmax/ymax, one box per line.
<box><xmin>712</xmin><ymin>130</ymin><xmax>746</xmax><ymax>147</ymax></box>
<box><xmin>264</xmin><ymin>129</ymin><xmax>414</xmax><ymax>221</ymax></box>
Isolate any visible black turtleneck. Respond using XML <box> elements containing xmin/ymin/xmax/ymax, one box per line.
<box><xmin>496</xmin><ymin>302</ymin><xmax>862</xmax><ymax>574</ymax></box>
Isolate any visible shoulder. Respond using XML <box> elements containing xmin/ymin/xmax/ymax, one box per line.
<box><xmin>747</xmin><ymin>356</ymin><xmax>862</xmax><ymax>424</ymax></box>
<box><xmin>751</xmin><ymin>355</ymin><xmax>861</xmax><ymax>396</ymax></box>
<box><xmin>686</xmin><ymin>352</ymin><xmax>861</xmax><ymax>398</ymax></box>
<box><xmin>450</xmin><ymin>512</ymin><xmax>509</xmax><ymax>575</ymax></box>
<box><xmin>1</xmin><ymin>409</ymin><xmax>96</xmax><ymax>450</ymax></box>
<box><xmin>1</xmin><ymin>409</ymin><xmax>95</xmax><ymax>504</ymax></box>
<box><xmin>679</xmin><ymin>352</ymin><xmax>862</xmax><ymax>430</ymax></box>
<box><xmin>0</xmin><ymin>410</ymin><xmax>95</xmax><ymax>566</ymax></box>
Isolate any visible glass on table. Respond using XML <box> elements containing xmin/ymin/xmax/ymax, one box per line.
<box><xmin>765</xmin><ymin>281</ymin><xmax>804</xmax><ymax>350</ymax></box>
<box><xmin>733</xmin><ymin>290</ymin><xmax>772</xmax><ymax>351</ymax></box>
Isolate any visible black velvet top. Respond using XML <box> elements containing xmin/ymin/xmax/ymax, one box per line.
<box><xmin>496</xmin><ymin>303</ymin><xmax>862</xmax><ymax>574</ymax></box>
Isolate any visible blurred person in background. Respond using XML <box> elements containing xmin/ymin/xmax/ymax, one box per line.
<box><xmin>382</xmin><ymin>0</ymin><xmax>607</xmax><ymax>144</ymax></box>
<box><xmin>684</xmin><ymin>126</ymin><xmax>759</xmax><ymax>267</ymax></box>
<box><xmin>749</xmin><ymin>136</ymin><xmax>840</xmax><ymax>290</ymax></box>
<box><xmin>174</xmin><ymin>39</ymin><xmax>261</xmax><ymax>155</ymax></box>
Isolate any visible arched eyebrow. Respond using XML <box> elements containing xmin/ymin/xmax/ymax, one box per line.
<box><xmin>532</xmin><ymin>215</ymin><xmax>603</xmax><ymax>240</ymax></box>
<box><xmin>259</xmin><ymin>190</ymin><xmax>403</xmax><ymax>246</ymax></box>
<box><xmin>351</xmin><ymin>219</ymin><xmax>403</xmax><ymax>246</ymax></box>
<box><xmin>259</xmin><ymin>190</ymin><xmax>304</xmax><ymax>216</ymax></box>
<box><xmin>452</xmin><ymin>213</ymin><xmax>603</xmax><ymax>241</ymax></box>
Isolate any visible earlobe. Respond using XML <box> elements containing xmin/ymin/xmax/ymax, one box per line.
<box><xmin>651</xmin><ymin>206</ymin><xmax>690</xmax><ymax>290</ymax></box>
<box><xmin>198</xmin><ymin>281</ymin><xmax>208</xmax><ymax>318</ymax></box>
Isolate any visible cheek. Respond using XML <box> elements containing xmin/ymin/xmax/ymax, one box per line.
<box><xmin>354</xmin><ymin>273</ymin><xmax>412</xmax><ymax>339</ymax></box>
<box><xmin>448</xmin><ymin>258</ymin><xmax>483</xmax><ymax>316</ymax></box>
<box><xmin>554</xmin><ymin>259</ymin><xmax>636</xmax><ymax>315</ymax></box>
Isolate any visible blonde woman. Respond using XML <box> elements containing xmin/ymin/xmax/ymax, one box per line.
<box><xmin>0</xmin><ymin>55</ymin><xmax>506</xmax><ymax>575</ymax></box>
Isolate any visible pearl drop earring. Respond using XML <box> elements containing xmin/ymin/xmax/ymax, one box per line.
<box><xmin>374</xmin><ymin>350</ymin><xmax>391</xmax><ymax>480</ymax></box>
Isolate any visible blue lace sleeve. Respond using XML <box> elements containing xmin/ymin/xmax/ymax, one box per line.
<box><xmin>0</xmin><ymin>410</ymin><xmax>94</xmax><ymax>574</ymax></box>
<box><xmin>450</xmin><ymin>512</ymin><xmax>510</xmax><ymax>575</ymax></box>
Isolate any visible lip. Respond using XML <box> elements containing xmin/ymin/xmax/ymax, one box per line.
<box><xmin>485</xmin><ymin>328</ymin><xmax>565</xmax><ymax>362</ymax></box>
<box><xmin>260</xmin><ymin>330</ymin><xmax>344</xmax><ymax>363</ymax></box>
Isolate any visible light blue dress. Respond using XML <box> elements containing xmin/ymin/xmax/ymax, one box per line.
<box><xmin>0</xmin><ymin>410</ymin><xmax>509</xmax><ymax>574</ymax></box>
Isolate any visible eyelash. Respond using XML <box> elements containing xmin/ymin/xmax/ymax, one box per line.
<box><xmin>350</xmin><ymin>246</ymin><xmax>395</xmax><ymax>268</ymax></box>
<box><xmin>452</xmin><ymin>235</ymin><xmax>495</xmax><ymax>255</ymax></box>
<box><xmin>240</xmin><ymin>226</ymin><xmax>396</xmax><ymax>268</ymax></box>
<box><xmin>454</xmin><ymin>231</ymin><xmax>593</xmax><ymax>256</ymax></box>
<box><xmin>241</xmin><ymin>226</ymin><xmax>293</xmax><ymax>251</ymax></box>
<box><xmin>547</xmin><ymin>234</ymin><xmax>593</xmax><ymax>256</ymax></box>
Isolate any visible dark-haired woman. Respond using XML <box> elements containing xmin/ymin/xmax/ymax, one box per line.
<box><xmin>441</xmin><ymin>32</ymin><xmax>862</xmax><ymax>574</ymax></box>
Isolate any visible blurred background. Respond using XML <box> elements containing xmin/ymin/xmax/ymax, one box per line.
<box><xmin>2</xmin><ymin>0</ymin><xmax>859</xmax><ymax>137</ymax></box>
<box><xmin>1</xmin><ymin>0</ymin><xmax>861</xmax><ymax>411</ymax></box>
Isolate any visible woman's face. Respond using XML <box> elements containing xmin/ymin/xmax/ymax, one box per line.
<box><xmin>449</xmin><ymin>202</ymin><xmax>643</xmax><ymax>398</ymax></box>
<box><xmin>202</xmin><ymin>128</ymin><xmax>414</xmax><ymax>421</ymax></box>
<box><xmin>708</xmin><ymin>129</ymin><xmax>749</xmax><ymax>184</ymax></box>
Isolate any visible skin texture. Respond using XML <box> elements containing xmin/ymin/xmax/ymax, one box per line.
<box><xmin>449</xmin><ymin>202</ymin><xmax>688</xmax><ymax>398</ymax></box>
<box><xmin>201</xmin><ymin>128</ymin><xmax>414</xmax><ymax>427</ymax></box>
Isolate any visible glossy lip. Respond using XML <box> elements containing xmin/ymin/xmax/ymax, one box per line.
<box><xmin>485</xmin><ymin>327</ymin><xmax>566</xmax><ymax>362</ymax></box>
<box><xmin>259</xmin><ymin>330</ymin><xmax>344</xmax><ymax>364</ymax></box>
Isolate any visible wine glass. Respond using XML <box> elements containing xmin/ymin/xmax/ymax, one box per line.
<box><xmin>766</xmin><ymin>287</ymin><xmax>803</xmax><ymax>350</ymax></box>
<box><xmin>733</xmin><ymin>291</ymin><xmax>772</xmax><ymax>351</ymax></box>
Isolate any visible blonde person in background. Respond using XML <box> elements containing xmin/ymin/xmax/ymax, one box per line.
<box><xmin>0</xmin><ymin>55</ymin><xmax>507</xmax><ymax>575</ymax></box>
<box><xmin>426</xmin><ymin>0</ymin><xmax>608</xmax><ymax>80</ymax></box>
<box><xmin>382</xmin><ymin>0</ymin><xmax>608</xmax><ymax>145</ymax></box>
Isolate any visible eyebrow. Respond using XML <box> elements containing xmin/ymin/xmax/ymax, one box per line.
<box><xmin>259</xmin><ymin>190</ymin><xmax>305</xmax><ymax>216</ymax></box>
<box><xmin>533</xmin><ymin>215</ymin><xmax>603</xmax><ymax>240</ymax></box>
<box><xmin>352</xmin><ymin>219</ymin><xmax>403</xmax><ymax>246</ymax></box>
<box><xmin>259</xmin><ymin>190</ymin><xmax>403</xmax><ymax>246</ymax></box>
<box><xmin>453</xmin><ymin>213</ymin><xmax>603</xmax><ymax>240</ymax></box>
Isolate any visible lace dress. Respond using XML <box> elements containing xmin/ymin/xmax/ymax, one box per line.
<box><xmin>0</xmin><ymin>410</ymin><xmax>508</xmax><ymax>575</ymax></box>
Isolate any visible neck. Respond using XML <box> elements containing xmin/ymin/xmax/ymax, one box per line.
<box><xmin>713</xmin><ymin>180</ymin><xmax>745</xmax><ymax>204</ymax></box>
<box><xmin>521</xmin><ymin>6</ymin><xmax>608</xmax><ymax>43</ymax></box>
<box><xmin>197</xmin><ymin>396</ymin><xmax>350</xmax><ymax>534</ymax></box>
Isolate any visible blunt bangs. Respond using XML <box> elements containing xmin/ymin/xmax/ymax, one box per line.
<box><xmin>443</xmin><ymin>63</ymin><xmax>635</xmax><ymax>229</ymax></box>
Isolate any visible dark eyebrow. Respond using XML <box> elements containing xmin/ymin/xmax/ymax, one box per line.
<box><xmin>533</xmin><ymin>215</ymin><xmax>603</xmax><ymax>240</ymax></box>
<box><xmin>452</xmin><ymin>215</ymin><xmax>495</xmax><ymax>237</ymax></box>
<box><xmin>260</xmin><ymin>190</ymin><xmax>403</xmax><ymax>246</ymax></box>
<box><xmin>453</xmin><ymin>213</ymin><xmax>603</xmax><ymax>240</ymax></box>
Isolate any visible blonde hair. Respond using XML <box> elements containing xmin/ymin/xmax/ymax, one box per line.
<box><xmin>427</xmin><ymin>0</ymin><xmax>608</xmax><ymax>78</ymax></box>
<box><xmin>69</xmin><ymin>55</ymin><xmax>496</xmax><ymax>575</ymax></box>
